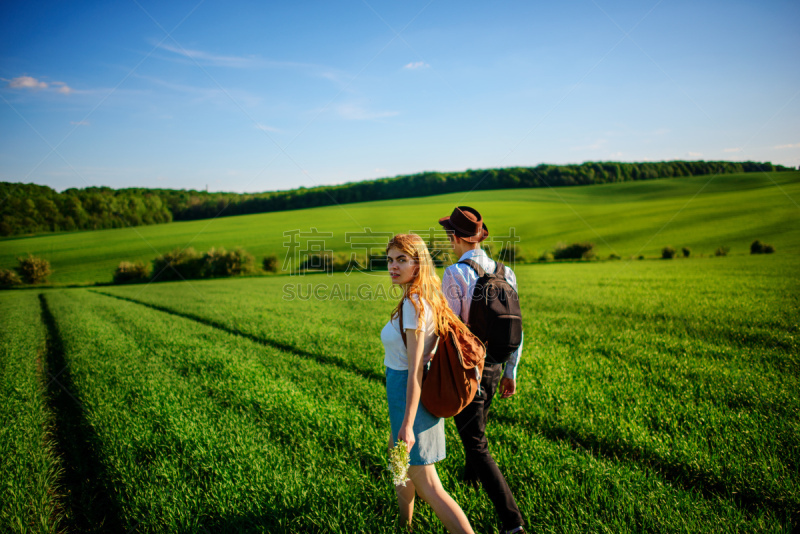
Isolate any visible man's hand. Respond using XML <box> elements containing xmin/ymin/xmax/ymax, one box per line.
<box><xmin>499</xmin><ymin>377</ymin><xmax>516</xmax><ymax>399</ymax></box>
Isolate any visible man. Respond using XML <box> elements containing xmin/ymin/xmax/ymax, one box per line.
<box><xmin>439</xmin><ymin>206</ymin><xmax>525</xmax><ymax>534</ymax></box>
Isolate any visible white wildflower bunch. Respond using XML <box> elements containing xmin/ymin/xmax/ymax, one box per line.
<box><xmin>388</xmin><ymin>440</ymin><xmax>411</xmax><ymax>487</ymax></box>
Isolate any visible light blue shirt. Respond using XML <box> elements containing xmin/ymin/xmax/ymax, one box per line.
<box><xmin>441</xmin><ymin>248</ymin><xmax>523</xmax><ymax>380</ymax></box>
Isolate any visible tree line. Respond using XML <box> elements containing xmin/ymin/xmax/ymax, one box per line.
<box><xmin>0</xmin><ymin>183</ymin><xmax>173</xmax><ymax>236</ymax></box>
<box><xmin>1</xmin><ymin>160</ymin><xmax>791</xmax><ymax>237</ymax></box>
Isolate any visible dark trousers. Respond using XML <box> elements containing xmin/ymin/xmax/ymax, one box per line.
<box><xmin>454</xmin><ymin>363</ymin><xmax>524</xmax><ymax>531</ymax></box>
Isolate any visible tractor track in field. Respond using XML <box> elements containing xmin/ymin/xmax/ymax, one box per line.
<box><xmin>39</xmin><ymin>294</ymin><xmax>124</xmax><ymax>534</ymax></box>
<box><xmin>34</xmin><ymin>322</ymin><xmax>64</xmax><ymax>534</ymax></box>
<box><xmin>91</xmin><ymin>290</ymin><xmax>386</xmax><ymax>384</ymax></box>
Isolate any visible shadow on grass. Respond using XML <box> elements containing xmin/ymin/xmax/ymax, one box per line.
<box><xmin>90</xmin><ymin>290</ymin><xmax>386</xmax><ymax>385</ymax></box>
<box><xmin>39</xmin><ymin>294</ymin><xmax>124</xmax><ymax>533</ymax></box>
<box><xmin>496</xmin><ymin>412</ymin><xmax>799</xmax><ymax>528</ymax></box>
<box><xmin>150</xmin><ymin>502</ymin><xmax>394</xmax><ymax>534</ymax></box>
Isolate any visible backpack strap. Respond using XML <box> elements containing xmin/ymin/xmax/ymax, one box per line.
<box><xmin>400</xmin><ymin>299</ymin><xmax>438</xmax><ymax>381</ymax></box>
<box><xmin>399</xmin><ymin>299</ymin><xmax>407</xmax><ymax>347</ymax></box>
<box><xmin>458</xmin><ymin>258</ymin><xmax>487</xmax><ymax>277</ymax></box>
<box><xmin>494</xmin><ymin>261</ymin><xmax>506</xmax><ymax>279</ymax></box>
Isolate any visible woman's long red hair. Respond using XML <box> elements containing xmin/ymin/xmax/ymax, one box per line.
<box><xmin>386</xmin><ymin>234</ymin><xmax>467</xmax><ymax>337</ymax></box>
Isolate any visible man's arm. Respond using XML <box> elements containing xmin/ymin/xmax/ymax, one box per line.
<box><xmin>441</xmin><ymin>267</ymin><xmax>462</xmax><ymax>318</ymax></box>
<box><xmin>503</xmin><ymin>332</ymin><xmax>522</xmax><ymax>380</ymax></box>
<box><xmin>501</xmin><ymin>264</ymin><xmax>522</xmax><ymax>397</ymax></box>
<box><xmin>500</xmin><ymin>333</ymin><xmax>522</xmax><ymax>398</ymax></box>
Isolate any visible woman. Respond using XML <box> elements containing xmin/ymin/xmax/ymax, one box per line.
<box><xmin>381</xmin><ymin>234</ymin><xmax>475</xmax><ymax>533</ymax></box>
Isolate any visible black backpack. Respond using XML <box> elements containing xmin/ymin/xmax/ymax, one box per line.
<box><xmin>459</xmin><ymin>259</ymin><xmax>522</xmax><ymax>364</ymax></box>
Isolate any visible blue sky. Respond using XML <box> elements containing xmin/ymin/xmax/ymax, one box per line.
<box><xmin>1</xmin><ymin>0</ymin><xmax>798</xmax><ymax>193</ymax></box>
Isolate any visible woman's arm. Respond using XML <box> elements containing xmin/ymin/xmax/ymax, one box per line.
<box><xmin>398</xmin><ymin>327</ymin><xmax>425</xmax><ymax>451</ymax></box>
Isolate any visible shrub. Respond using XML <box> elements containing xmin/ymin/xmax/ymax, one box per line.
<box><xmin>430</xmin><ymin>248</ymin><xmax>450</xmax><ymax>267</ymax></box>
<box><xmin>682</xmin><ymin>247</ymin><xmax>691</xmax><ymax>258</ymax></box>
<box><xmin>229</xmin><ymin>247</ymin><xmax>256</xmax><ymax>275</ymax></box>
<box><xmin>306</xmin><ymin>252</ymin><xmax>360</xmax><ymax>273</ymax></box>
<box><xmin>349</xmin><ymin>255</ymin><xmax>368</xmax><ymax>272</ymax></box>
<box><xmin>751</xmin><ymin>240</ymin><xmax>776</xmax><ymax>254</ymax></box>
<box><xmin>638</xmin><ymin>255</ymin><xmax>645</xmax><ymax>260</ymax></box>
<box><xmin>554</xmin><ymin>242</ymin><xmax>595</xmax><ymax>260</ymax></box>
<box><xmin>203</xmin><ymin>247</ymin><xmax>227</xmax><ymax>277</ymax></box>
<box><xmin>331</xmin><ymin>253</ymin><xmax>354</xmax><ymax>272</ymax></box>
<box><xmin>263</xmin><ymin>254</ymin><xmax>279</xmax><ymax>273</ymax></box>
<box><xmin>327</xmin><ymin>254</ymin><xmax>367</xmax><ymax>273</ymax></box>
<box><xmin>538</xmin><ymin>251</ymin><xmax>554</xmax><ymax>262</ymax></box>
<box><xmin>16</xmin><ymin>254</ymin><xmax>52</xmax><ymax>284</ymax></box>
<box><xmin>498</xmin><ymin>244</ymin><xmax>524</xmax><ymax>264</ymax></box>
<box><xmin>300</xmin><ymin>253</ymin><xmax>328</xmax><ymax>272</ymax></box>
<box><xmin>367</xmin><ymin>253</ymin><xmax>387</xmax><ymax>271</ymax></box>
<box><xmin>0</xmin><ymin>269</ymin><xmax>22</xmax><ymax>287</ymax></box>
<box><xmin>152</xmin><ymin>247</ymin><xmax>204</xmax><ymax>281</ymax></box>
<box><xmin>113</xmin><ymin>261</ymin><xmax>150</xmax><ymax>284</ymax></box>
<box><xmin>203</xmin><ymin>247</ymin><xmax>255</xmax><ymax>277</ymax></box>
<box><xmin>715</xmin><ymin>246</ymin><xmax>730</xmax><ymax>257</ymax></box>
<box><xmin>608</xmin><ymin>254</ymin><xmax>621</xmax><ymax>260</ymax></box>
<box><xmin>661</xmin><ymin>246</ymin><xmax>676</xmax><ymax>259</ymax></box>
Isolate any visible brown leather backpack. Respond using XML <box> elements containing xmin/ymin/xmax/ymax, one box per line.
<box><xmin>400</xmin><ymin>302</ymin><xmax>485</xmax><ymax>418</ymax></box>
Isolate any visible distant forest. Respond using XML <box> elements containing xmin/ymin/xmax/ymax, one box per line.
<box><xmin>1</xmin><ymin>160</ymin><xmax>792</xmax><ymax>237</ymax></box>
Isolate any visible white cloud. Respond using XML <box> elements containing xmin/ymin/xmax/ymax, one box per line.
<box><xmin>52</xmin><ymin>81</ymin><xmax>72</xmax><ymax>94</ymax></box>
<box><xmin>337</xmin><ymin>103</ymin><xmax>399</xmax><ymax>121</ymax></box>
<box><xmin>154</xmin><ymin>42</ymin><xmax>345</xmax><ymax>84</ymax></box>
<box><xmin>723</xmin><ymin>147</ymin><xmax>742</xmax><ymax>153</ymax></box>
<box><xmin>134</xmin><ymin>74</ymin><xmax>261</xmax><ymax>107</ymax></box>
<box><xmin>255</xmin><ymin>123</ymin><xmax>280</xmax><ymax>133</ymax></box>
<box><xmin>137</xmin><ymin>75</ymin><xmax>219</xmax><ymax>96</ymax></box>
<box><xmin>157</xmin><ymin>42</ymin><xmax>259</xmax><ymax>68</ymax></box>
<box><xmin>6</xmin><ymin>76</ymin><xmax>73</xmax><ymax>94</ymax></box>
<box><xmin>570</xmin><ymin>138</ymin><xmax>607</xmax><ymax>151</ymax></box>
<box><xmin>404</xmin><ymin>61</ymin><xmax>430</xmax><ymax>70</ymax></box>
<box><xmin>688</xmin><ymin>152</ymin><xmax>703</xmax><ymax>158</ymax></box>
<box><xmin>608</xmin><ymin>152</ymin><xmax>623</xmax><ymax>158</ymax></box>
<box><xmin>589</xmin><ymin>140</ymin><xmax>606</xmax><ymax>150</ymax></box>
<box><xmin>7</xmin><ymin>76</ymin><xmax>48</xmax><ymax>90</ymax></box>
<box><xmin>774</xmin><ymin>142</ymin><xmax>800</xmax><ymax>149</ymax></box>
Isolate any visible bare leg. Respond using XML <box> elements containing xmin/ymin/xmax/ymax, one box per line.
<box><xmin>396</xmin><ymin>479</ymin><xmax>416</xmax><ymax>527</ymax></box>
<box><xmin>409</xmin><ymin>465</ymin><xmax>475</xmax><ymax>534</ymax></box>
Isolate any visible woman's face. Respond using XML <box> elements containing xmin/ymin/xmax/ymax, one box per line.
<box><xmin>387</xmin><ymin>247</ymin><xmax>418</xmax><ymax>285</ymax></box>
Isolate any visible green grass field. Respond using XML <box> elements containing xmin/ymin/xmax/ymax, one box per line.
<box><xmin>0</xmin><ymin>295</ymin><xmax>61</xmax><ymax>533</ymax></box>
<box><xmin>2</xmin><ymin>172</ymin><xmax>798</xmax><ymax>532</ymax></box>
<box><xmin>2</xmin><ymin>254</ymin><xmax>798</xmax><ymax>533</ymax></box>
<box><xmin>1</xmin><ymin>171</ymin><xmax>798</xmax><ymax>286</ymax></box>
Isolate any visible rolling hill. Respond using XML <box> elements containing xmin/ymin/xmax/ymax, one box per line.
<box><xmin>1</xmin><ymin>171</ymin><xmax>798</xmax><ymax>286</ymax></box>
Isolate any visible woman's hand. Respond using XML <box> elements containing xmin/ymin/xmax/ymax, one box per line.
<box><xmin>398</xmin><ymin>423</ymin><xmax>415</xmax><ymax>453</ymax></box>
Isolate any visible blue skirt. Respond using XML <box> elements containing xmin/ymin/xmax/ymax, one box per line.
<box><xmin>385</xmin><ymin>367</ymin><xmax>446</xmax><ymax>465</ymax></box>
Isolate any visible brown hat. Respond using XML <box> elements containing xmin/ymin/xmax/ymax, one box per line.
<box><xmin>438</xmin><ymin>206</ymin><xmax>489</xmax><ymax>243</ymax></box>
